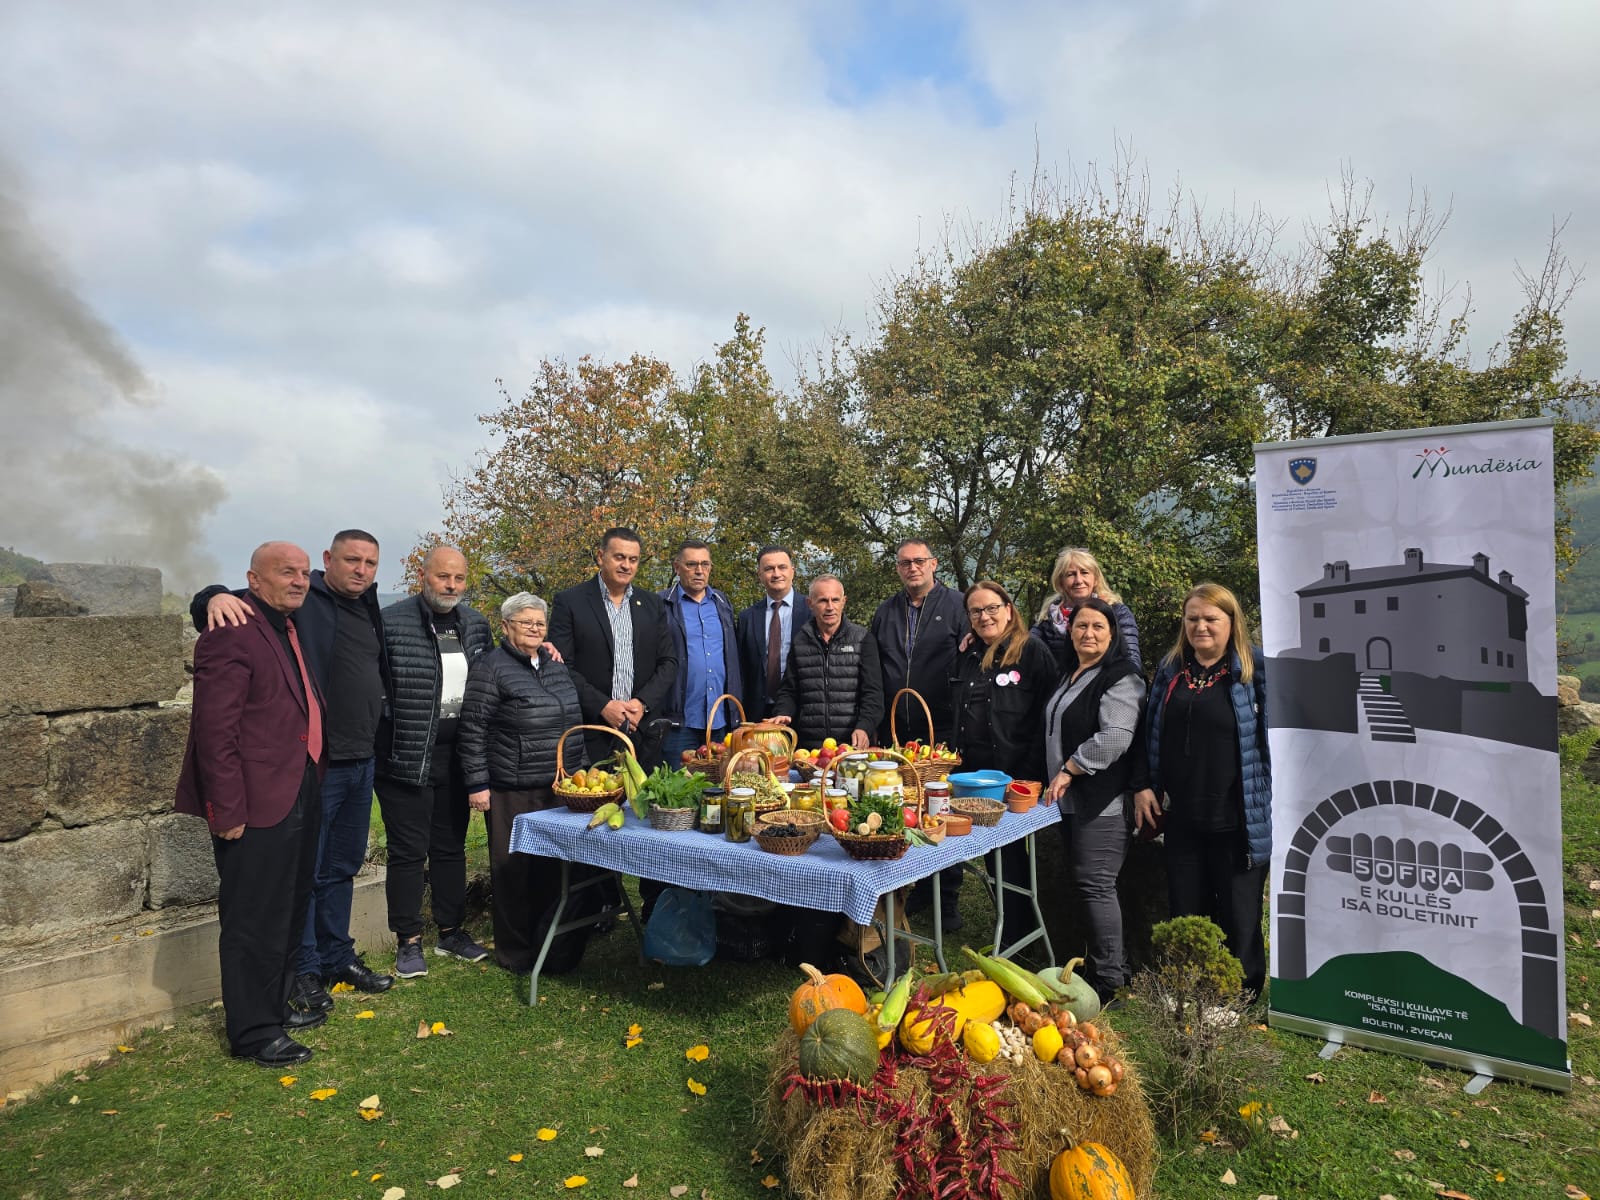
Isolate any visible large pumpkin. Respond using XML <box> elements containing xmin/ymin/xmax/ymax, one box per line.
<box><xmin>1049</xmin><ymin>1140</ymin><xmax>1135</xmax><ymax>1200</ymax></box>
<box><xmin>797</xmin><ymin>1008</ymin><xmax>882</xmax><ymax>1086</ymax></box>
<box><xmin>789</xmin><ymin>962</ymin><xmax>868</xmax><ymax>1034</ymax></box>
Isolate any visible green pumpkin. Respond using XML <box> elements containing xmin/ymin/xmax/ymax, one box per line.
<box><xmin>797</xmin><ymin>1007</ymin><xmax>882</xmax><ymax>1085</ymax></box>
<box><xmin>1040</xmin><ymin>957</ymin><xmax>1102</xmax><ymax>1022</ymax></box>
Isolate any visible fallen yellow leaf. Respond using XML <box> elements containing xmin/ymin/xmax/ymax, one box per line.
<box><xmin>1220</xmin><ymin>1168</ymin><xmax>1237</xmax><ymax>1185</ymax></box>
<box><xmin>537</xmin><ymin>1127</ymin><xmax>559</xmax><ymax>1141</ymax></box>
<box><xmin>508</xmin><ymin>1153</ymin><xmax>523</xmax><ymax>1162</ymax></box>
<box><xmin>624</xmin><ymin>1036</ymin><xmax>643</xmax><ymax>1049</ymax></box>
<box><xmin>623</xmin><ymin>1176</ymin><xmax>638</xmax><ymax>1188</ymax></box>
<box><xmin>355</xmin><ymin>1010</ymin><xmax>375</xmax><ymax>1020</ymax></box>
<box><xmin>1367</xmin><ymin>1090</ymin><xmax>1388</xmax><ymax>1104</ymax></box>
<box><xmin>1238</xmin><ymin>1101</ymin><xmax>1262</xmax><ymax>1119</ymax></box>
<box><xmin>330</xmin><ymin>981</ymin><xmax>355</xmax><ymax>993</ymax></box>
<box><xmin>1199</xmin><ymin>1129</ymin><xmax>1218</xmax><ymax>1143</ymax></box>
<box><xmin>371</xmin><ymin>1173</ymin><xmax>383</xmax><ymax>1182</ymax></box>
<box><xmin>430</xmin><ymin>1021</ymin><xmax>450</xmax><ymax>1035</ymax></box>
<box><xmin>627</xmin><ymin>1022</ymin><xmax>642</xmax><ymax>1037</ymax></box>
<box><xmin>685</xmin><ymin>1044</ymin><xmax>710</xmax><ymax>1062</ymax></box>
<box><xmin>762</xmin><ymin>1176</ymin><xmax>780</xmax><ymax>1189</ymax></box>
<box><xmin>584</xmin><ymin>1145</ymin><xmax>603</xmax><ymax>1158</ymax></box>
<box><xmin>68</xmin><ymin>1095</ymin><xmax>79</xmax><ymax>1105</ymax></box>
<box><xmin>436</xmin><ymin>1172</ymin><xmax>461</xmax><ymax>1190</ymax></box>
<box><xmin>278</xmin><ymin>1076</ymin><xmax>297</xmax><ymax>1087</ymax></box>
<box><xmin>686</xmin><ymin>1077</ymin><xmax>707</xmax><ymax>1096</ymax></box>
<box><xmin>310</xmin><ymin>1088</ymin><xmax>338</xmax><ymax>1101</ymax></box>
<box><xmin>359</xmin><ymin>1108</ymin><xmax>383</xmax><ymax>1121</ymax></box>
<box><xmin>100</xmin><ymin>1109</ymin><xmax>118</xmax><ymax>1116</ymax></box>
<box><xmin>381</xmin><ymin>1188</ymin><xmax>406</xmax><ymax>1200</ymax></box>
<box><xmin>564</xmin><ymin>1177</ymin><xmax>587</xmax><ymax>1189</ymax></box>
<box><xmin>670</xmin><ymin>1188</ymin><xmax>688</xmax><ymax>1198</ymax></box>
<box><xmin>358</xmin><ymin>1094</ymin><xmax>380</xmax><ymax>1111</ymax></box>
<box><xmin>116</xmin><ymin>1046</ymin><xmax>133</xmax><ymax>1054</ymax></box>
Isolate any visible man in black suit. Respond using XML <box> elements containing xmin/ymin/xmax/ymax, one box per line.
<box><xmin>735</xmin><ymin>544</ymin><xmax>809</xmax><ymax>721</ymax></box>
<box><xmin>549</xmin><ymin>527</ymin><xmax>679</xmax><ymax>771</ymax></box>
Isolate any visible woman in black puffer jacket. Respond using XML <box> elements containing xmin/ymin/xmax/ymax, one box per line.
<box><xmin>459</xmin><ymin>593</ymin><xmax>586</xmax><ymax>973</ymax></box>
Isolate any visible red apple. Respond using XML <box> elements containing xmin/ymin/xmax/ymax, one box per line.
<box><xmin>902</xmin><ymin>806</ymin><xmax>919</xmax><ymax>829</ymax></box>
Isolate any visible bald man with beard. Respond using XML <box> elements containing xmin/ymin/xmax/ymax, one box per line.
<box><xmin>374</xmin><ymin>546</ymin><xmax>495</xmax><ymax>980</ymax></box>
<box><xmin>175</xmin><ymin>542</ymin><xmax>327</xmax><ymax>1066</ymax></box>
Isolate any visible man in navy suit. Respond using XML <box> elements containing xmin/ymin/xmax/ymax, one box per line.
<box><xmin>548</xmin><ymin>526</ymin><xmax>679</xmax><ymax>770</ymax></box>
<box><xmin>735</xmin><ymin>544</ymin><xmax>809</xmax><ymax>721</ymax></box>
<box><xmin>175</xmin><ymin>542</ymin><xmax>326</xmax><ymax>1067</ymax></box>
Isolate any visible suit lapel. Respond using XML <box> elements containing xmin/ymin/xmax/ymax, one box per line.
<box><xmin>252</xmin><ymin>615</ymin><xmax>308</xmax><ymax>715</ymax></box>
<box><xmin>586</xmin><ymin>580</ymin><xmax>615</xmax><ymax>656</ymax></box>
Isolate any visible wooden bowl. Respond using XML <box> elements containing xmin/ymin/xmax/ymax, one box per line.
<box><xmin>943</xmin><ymin>813</ymin><xmax>973</xmax><ymax>836</ymax></box>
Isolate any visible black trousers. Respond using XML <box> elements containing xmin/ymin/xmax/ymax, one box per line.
<box><xmin>486</xmin><ymin>785</ymin><xmax>562</xmax><ymax>972</ymax></box>
<box><xmin>213</xmin><ymin>761</ymin><xmax>320</xmax><ymax>1056</ymax></box>
<box><xmin>377</xmin><ymin>758</ymin><xmax>469</xmax><ymax>940</ymax></box>
<box><xmin>1164</xmin><ymin>823</ymin><xmax>1268</xmax><ymax>997</ymax></box>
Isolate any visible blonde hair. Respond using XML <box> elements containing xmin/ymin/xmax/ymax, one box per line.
<box><xmin>1161</xmin><ymin>582</ymin><xmax>1256</xmax><ymax>684</ymax></box>
<box><xmin>965</xmin><ymin>581</ymin><xmax>1030</xmax><ymax>670</ymax></box>
<box><xmin>1037</xmin><ymin>547</ymin><xmax>1123</xmax><ymax>621</ymax></box>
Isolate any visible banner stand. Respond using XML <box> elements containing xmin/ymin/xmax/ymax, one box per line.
<box><xmin>1255</xmin><ymin>417</ymin><xmax>1571</xmax><ymax>1094</ymax></box>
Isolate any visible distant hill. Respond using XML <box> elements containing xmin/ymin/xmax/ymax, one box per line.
<box><xmin>0</xmin><ymin>547</ymin><xmax>44</xmax><ymax>586</ymax></box>
<box><xmin>1560</xmin><ymin>484</ymin><xmax>1600</xmax><ymax>696</ymax></box>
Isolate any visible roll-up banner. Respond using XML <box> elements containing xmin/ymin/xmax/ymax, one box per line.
<box><xmin>1255</xmin><ymin>417</ymin><xmax>1569</xmax><ymax>1091</ymax></box>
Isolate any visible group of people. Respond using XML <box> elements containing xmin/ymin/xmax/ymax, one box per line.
<box><xmin>175</xmin><ymin>527</ymin><xmax>1270</xmax><ymax>1067</ymax></box>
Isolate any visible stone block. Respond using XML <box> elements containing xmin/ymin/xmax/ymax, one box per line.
<box><xmin>0</xmin><ymin>716</ymin><xmax>48</xmax><ymax>840</ymax></box>
<box><xmin>1557</xmin><ymin>701</ymin><xmax>1600</xmax><ymax>737</ymax></box>
<box><xmin>47</xmin><ymin>707</ymin><xmax>191</xmax><ymax>826</ymax></box>
<box><xmin>14</xmin><ymin>581</ymin><xmax>88</xmax><ymax>617</ymax></box>
<box><xmin>0</xmin><ymin>585</ymin><xmax>19</xmax><ymax>616</ymax></box>
<box><xmin>145</xmin><ymin>812</ymin><xmax>218</xmax><ymax>907</ymax></box>
<box><xmin>0</xmin><ymin>820</ymin><xmax>147</xmax><ymax>935</ymax></box>
<box><xmin>0</xmin><ymin>615</ymin><xmax>185</xmax><ymax>715</ymax></box>
<box><xmin>33</xmin><ymin>563</ymin><xmax>163</xmax><ymax>615</ymax></box>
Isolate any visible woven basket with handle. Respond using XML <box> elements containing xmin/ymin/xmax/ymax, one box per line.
<box><xmin>553</xmin><ymin>724</ymin><xmax>634</xmax><ymax>813</ymax></box>
<box><xmin>888</xmin><ymin>687</ymin><xmax>961</xmax><ymax>786</ymax></box>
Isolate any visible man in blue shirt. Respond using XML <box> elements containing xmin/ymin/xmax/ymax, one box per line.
<box><xmin>660</xmin><ymin>539</ymin><xmax>742</xmax><ymax>766</ymax></box>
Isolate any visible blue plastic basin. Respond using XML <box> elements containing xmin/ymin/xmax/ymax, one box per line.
<box><xmin>947</xmin><ymin>770</ymin><xmax>1013</xmax><ymax>801</ymax></box>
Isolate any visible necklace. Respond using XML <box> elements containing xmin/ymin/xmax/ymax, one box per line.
<box><xmin>1181</xmin><ymin>658</ymin><xmax>1229</xmax><ymax>692</ymax></box>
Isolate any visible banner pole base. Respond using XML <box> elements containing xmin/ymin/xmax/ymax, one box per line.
<box><xmin>1463</xmin><ymin>1073</ymin><xmax>1495</xmax><ymax>1096</ymax></box>
<box><xmin>1317</xmin><ymin>1038</ymin><xmax>1344</xmax><ymax>1060</ymax></box>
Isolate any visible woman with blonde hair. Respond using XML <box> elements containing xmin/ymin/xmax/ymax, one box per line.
<box><xmin>1032</xmin><ymin>548</ymin><xmax>1142</xmax><ymax>672</ymax></box>
<box><xmin>1131</xmin><ymin>582</ymin><xmax>1269</xmax><ymax>997</ymax></box>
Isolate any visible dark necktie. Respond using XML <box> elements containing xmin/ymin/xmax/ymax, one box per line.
<box><xmin>766</xmin><ymin>600</ymin><xmax>784</xmax><ymax>695</ymax></box>
<box><xmin>285</xmin><ymin>619</ymin><xmax>324</xmax><ymax>764</ymax></box>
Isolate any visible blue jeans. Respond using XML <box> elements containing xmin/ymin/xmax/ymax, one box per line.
<box><xmin>297</xmin><ymin>758</ymin><xmax>376</xmax><ymax>977</ymax></box>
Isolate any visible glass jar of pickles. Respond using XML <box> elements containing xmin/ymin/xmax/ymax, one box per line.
<box><xmin>725</xmin><ymin>787</ymin><xmax>756</xmax><ymax>843</ymax></box>
<box><xmin>791</xmin><ymin>783</ymin><xmax>820</xmax><ymax>812</ymax></box>
<box><xmin>865</xmin><ymin>759</ymin><xmax>903</xmax><ymax>803</ymax></box>
<box><xmin>837</xmin><ymin>752</ymin><xmax>871</xmax><ymax>798</ymax></box>
<box><xmin>699</xmin><ymin>786</ymin><xmax>725</xmax><ymax>834</ymax></box>
<box><xmin>823</xmin><ymin>788</ymin><xmax>849</xmax><ymax>816</ymax></box>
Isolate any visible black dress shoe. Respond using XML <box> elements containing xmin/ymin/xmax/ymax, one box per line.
<box><xmin>291</xmin><ymin>972</ymin><xmax>334</xmax><ymax>1013</ymax></box>
<box><xmin>238</xmin><ymin>1035</ymin><xmax>313</xmax><ymax>1067</ymax></box>
<box><xmin>326</xmin><ymin>955</ymin><xmax>394</xmax><ymax>994</ymax></box>
<box><xmin>284</xmin><ymin>1007</ymin><xmax>328</xmax><ymax>1031</ymax></box>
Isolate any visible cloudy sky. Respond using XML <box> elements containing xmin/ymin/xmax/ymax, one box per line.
<box><xmin>1</xmin><ymin>0</ymin><xmax>1595</xmax><ymax>592</ymax></box>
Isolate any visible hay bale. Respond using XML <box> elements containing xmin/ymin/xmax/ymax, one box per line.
<box><xmin>763</xmin><ymin>1023</ymin><xmax>1158</xmax><ymax>1198</ymax></box>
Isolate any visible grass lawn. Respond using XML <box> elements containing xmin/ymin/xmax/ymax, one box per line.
<box><xmin>3</xmin><ymin>766</ymin><xmax>1597</xmax><ymax>1199</ymax></box>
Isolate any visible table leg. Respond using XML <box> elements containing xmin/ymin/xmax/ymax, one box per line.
<box><xmin>529</xmin><ymin>859</ymin><xmax>572</xmax><ymax>1006</ymax></box>
<box><xmin>527</xmin><ymin>865</ymin><xmax>645</xmax><ymax>1006</ymax></box>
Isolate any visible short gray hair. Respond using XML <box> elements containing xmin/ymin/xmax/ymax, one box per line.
<box><xmin>500</xmin><ymin>592</ymin><xmax>548</xmax><ymax>621</ymax></box>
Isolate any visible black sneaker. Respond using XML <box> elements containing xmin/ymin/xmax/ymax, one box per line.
<box><xmin>290</xmin><ymin>973</ymin><xmax>333</xmax><ymax>1013</ymax></box>
<box><xmin>394</xmin><ymin>939</ymin><xmax>428</xmax><ymax>979</ymax></box>
<box><xmin>435</xmin><ymin>928</ymin><xmax>489</xmax><ymax>963</ymax></box>
<box><xmin>325</xmin><ymin>954</ymin><xmax>394</xmax><ymax>994</ymax></box>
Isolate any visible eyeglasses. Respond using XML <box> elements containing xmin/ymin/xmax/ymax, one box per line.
<box><xmin>967</xmin><ymin>603</ymin><xmax>1007</xmax><ymax>619</ymax></box>
<box><xmin>679</xmin><ymin>560</ymin><xmax>711</xmax><ymax>571</ymax></box>
<box><xmin>896</xmin><ymin>556</ymin><xmax>933</xmax><ymax>568</ymax></box>
<box><xmin>505</xmin><ymin>618</ymin><xmax>546</xmax><ymax>630</ymax></box>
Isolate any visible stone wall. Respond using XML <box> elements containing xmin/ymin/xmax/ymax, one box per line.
<box><xmin>0</xmin><ymin>612</ymin><xmax>207</xmax><ymax>945</ymax></box>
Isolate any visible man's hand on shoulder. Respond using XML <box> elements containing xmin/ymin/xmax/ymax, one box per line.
<box><xmin>206</xmin><ymin>593</ymin><xmax>255</xmax><ymax>631</ymax></box>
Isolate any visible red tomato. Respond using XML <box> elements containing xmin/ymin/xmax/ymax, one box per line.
<box><xmin>902</xmin><ymin>806</ymin><xmax>919</xmax><ymax>829</ymax></box>
<box><xmin>829</xmin><ymin>807</ymin><xmax>851</xmax><ymax>833</ymax></box>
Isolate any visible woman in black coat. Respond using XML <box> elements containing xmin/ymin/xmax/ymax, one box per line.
<box><xmin>948</xmin><ymin>580</ymin><xmax>1059</xmax><ymax>936</ymax></box>
<box><xmin>459</xmin><ymin>593</ymin><xmax>586</xmax><ymax>973</ymax></box>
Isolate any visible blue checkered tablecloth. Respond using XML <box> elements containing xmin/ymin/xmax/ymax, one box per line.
<box><xmin>508</xmin><ymin>803</ymin><xmax>1062</xmax><ymax>926</ymax></box>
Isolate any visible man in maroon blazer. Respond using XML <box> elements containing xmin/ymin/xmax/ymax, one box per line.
<box><xmin>176</xmin><ymin>542</ymin><xmax>327</xmax><ymax>1067</ymax></box>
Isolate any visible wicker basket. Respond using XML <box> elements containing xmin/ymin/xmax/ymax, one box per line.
<box><xmin>951</xmin><ymin>796</ymin><xmax>1004</xmax><ymax>827</ymax></box>
<box><xmin>756</xmin><ymin>809</ymin><xmax>825</xmax><ymax>833</ymax></box>
<box><xmin>816</xmin><ymin>747</ymin><xmax>922</xmax><ymax>811</ymax></box>
<box><xmin>888</xmin><ymin>688</ymin><xmax>961</xmax><ymax>786</ymax></box>
<box><xmin>554</xmin><ymin>724</ymin><xmax>633</xmax><ymax>813</ymax></box>
<box><xmin>833</xmin><ymin>829</ymin><xmax>910</xmax><ymax>861</ymax></box>
<box><xmin>648</xmin><ymin>804</ymin><xmax>697</xmax><ymax>831</ymax></box>
<box><xmin>724</xmin><ymin>747</ymin><xmax>788</xmax><ymax>813</ymax></box>
<box><xmin>681</xmin><ymin>692</ymin><xmax>744</xmax><ymax>773</ymax></box>
<box><xmin>754</xmin><ymin>824</ymin><xmax>821</xmax><ymax>856</ymax></box>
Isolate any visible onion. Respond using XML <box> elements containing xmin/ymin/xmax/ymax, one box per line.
<box><xmin>1074</xmin><ymin>1042</ymin><xmax>1101</xmax><ymax>1069</ymax></box>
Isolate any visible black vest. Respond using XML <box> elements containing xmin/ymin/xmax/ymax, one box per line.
<box><xmin>1054</xmin><ymin>655</ymin><xmax>1142</xmax><ymax>818</ymax></box>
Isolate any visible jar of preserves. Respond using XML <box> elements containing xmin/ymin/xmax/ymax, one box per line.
<box><xmin>923</xmin><ymin>780</ymin><xmax>951</xmax><ymax>819</ymax></box>
<box><xmin>791</xmin><ymin>783</ymin><xmax>820</xmax><ymax>812</ymax></box>
<box><xmin>865</xmin><ymin>760</ymin><xmax>903</xmax><ymax>803</ymax></box>
<box><xmin>837</xmin><ymin>752</ymin><xmax>871</xmax><ymax>798</ymax></box>
<box><xmin>699</xmin><ymin>786</ymin><xmax>725</xmax><ymax>834</ymax></box>
<box><xmin>823</xmin><ymin>788</ymin><xmax>849</xmax><ymax>815</ymax></box>
<box><xmin>725</xmin><ymin>787</ymin><xmax>756</xmax><ymax>843</ymax></box>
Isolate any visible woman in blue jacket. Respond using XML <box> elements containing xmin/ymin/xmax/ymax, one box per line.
<box><xmin>1032</xmin><ymin>547</ymin><xmax>1142</xmax><ymax>672</ymax></box>
<box><xmin>1132</xmin><ymin>582</ymin><xmax>1269</xmax><ymax>997</ymax></box>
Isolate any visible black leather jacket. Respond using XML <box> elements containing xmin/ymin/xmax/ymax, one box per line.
<box><xmin>375</xmin><ymin>595</ymin><xmax>492</xmax><ymax>785</ymax></box>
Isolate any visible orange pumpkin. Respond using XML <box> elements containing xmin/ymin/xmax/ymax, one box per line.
<box><xmin>789</xmin><ymin>962</ymin><xmax>868</xmax><ymax>1034</ymax></box>
<box><xmin>1049</xmin><ymin>1140</ymin><xmax>1135</xmax><ymax>1200</ymax></box>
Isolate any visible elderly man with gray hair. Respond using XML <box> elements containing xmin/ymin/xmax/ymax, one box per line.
<box><xmin>458</xmin><ymin>593</ymin><xmax>588</xmax><ymax>974</ymax></box>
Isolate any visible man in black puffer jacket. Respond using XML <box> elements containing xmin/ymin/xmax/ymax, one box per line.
<box><xmin>771</xmin><ymin>574</ymin><xmax>884</xmax><ymax>751</ymax></box>
<box><xmin>374</xmin><ymin>546</ymin><xmax>493</xmax><ymax>981</ymax></box>
<box><xmin>458</xmin><ymin>593</ymin><xmax>588</xmax><ymax>974</ymax></box>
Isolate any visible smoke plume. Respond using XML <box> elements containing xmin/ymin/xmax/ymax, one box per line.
<box><xmin>0</xmin><ymin>166</ymin><xmax>225</xmax><ymax>592</ymax></box>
